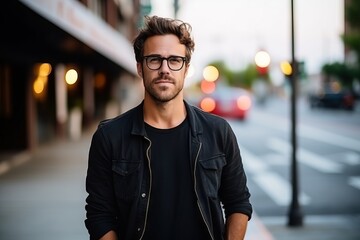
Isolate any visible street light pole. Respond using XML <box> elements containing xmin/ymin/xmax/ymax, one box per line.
<box><xmin>174</xmin><ymin>0</ymin><xmax>179</xmax><ymax>18</ymax></box>
<box><xmin>288</xmin><ymin>0</ymin><xmax>303</xmax><ymax>227</ymax></box>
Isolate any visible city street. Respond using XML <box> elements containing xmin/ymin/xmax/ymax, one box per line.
<box><xmin>1</xmin><ymin>1</ymin><xmax>359</xmax><ymax>239</ymax></box>
<box><xmin>228</xmin><ymin>96</ymin><xmax>360</xmax><ymax>239</ymax></box>
<box><xmin>0</xmin><ymin>115</ymin><xmax>272</xmax><ymax>240</ymax></box>
<box><xmin>0</xmin><ymin>96</ymin><xmax>359</xmax><ymax>239</ymax></box>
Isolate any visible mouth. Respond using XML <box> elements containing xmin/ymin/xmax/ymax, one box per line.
<box><xmin>154</xmin><ymin>78</ymin><xmax>174</xmax><ymax>85</ymax></box>
<box><xmin>155</xmin><ymin>80</ymin><xmax>173</xmax><ymax>84</ymax></box>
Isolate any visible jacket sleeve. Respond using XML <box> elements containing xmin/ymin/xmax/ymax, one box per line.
<box><xmin>219</xmin><ymin>121</ymin><xmax>252</xmax><ymax>220</ymax></box>
<box><xmin>85</xmin><ymin>126</ymin><xmax>118</xmax><ymax>239</ymax></box>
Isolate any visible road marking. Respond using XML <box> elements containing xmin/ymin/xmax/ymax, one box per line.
<box><xmin>240</xmin><ymin>145</ymin><xmax>310</xmax><ymax>206</ymax></box>
<box><xmin>253</xmin><ymin>172</ymin><xmax>310</xmax><ymax>206</ymax></box>
<box><xmin>240</xmin><ymin>146</ymin><xmax>268</xmax><ymax>173</ymax></box>
<box><xmin>264</xmin><ymin>153</ymin><xmax>288</xmax><ymax>165</ymax></box>
<box><xmin>250</xmin><ymin>111</ymin><xmax>360</xmax><ymax>152</ymax></box>
<box><xmin>340</xmin><ymin>152</ymin><xmax>360</xmax><ymax>165</ymax></box>
<box><xmin>300</xmin><ymin>125</ymin><xmax>360</xmax><ymax>152</ymax></box>
<box><xmin>349</xmin><ymin>176</ymin><xmax>360</xmax><ymax>190</ymax></box>
<box><xmin>268</xmin><ymin>138</ymin><xmax>343</xmax><ymax>173</ymax></box>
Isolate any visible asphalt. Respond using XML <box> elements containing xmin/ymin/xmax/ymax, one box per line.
<box><xmin>0</xmin><ymin>128</ymin><xmax>359</xmax><ymax>240</ymax></box>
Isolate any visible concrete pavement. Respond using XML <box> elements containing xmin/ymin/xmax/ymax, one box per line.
<box><xmin>0</xmin><ymin>133</ymin><xmax>90</xmax><ymax>240</ymax></box>
<box><xmin>1</xmin><ymin>129</ymin><xmax>359</xmax><ymax>239</ymax></box>
<box><xmin>262</xmin><ymin>214</ymin><xmax>360</xmax><ymax>240</ymax></box>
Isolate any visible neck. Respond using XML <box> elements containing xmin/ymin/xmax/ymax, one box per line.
<box><xmin>143</xmin><ymin>98</ymin><xmax>186</xmax><ymax>129</ymax></box>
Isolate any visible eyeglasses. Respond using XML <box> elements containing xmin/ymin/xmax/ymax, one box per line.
<box><xmin>143</xmin><ymin>55</ymin><xmax>187</xmax><ymax>71</ymax></box>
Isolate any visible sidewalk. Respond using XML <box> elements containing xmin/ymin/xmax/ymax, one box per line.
<box><xmin>0</xmin><ymin>130</ymin><xmax>359</xmax><ymax>239</ymax></box>
<box><xmin>262</xmin><ymin>214</ymin><xmax>360</xmax><ymax>240</ymax></box>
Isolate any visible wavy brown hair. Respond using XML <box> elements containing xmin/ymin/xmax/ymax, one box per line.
<box><xmin>133</xmin><ymin>15</ymin><xmax>195</xmax><ymax>64</ymax></box>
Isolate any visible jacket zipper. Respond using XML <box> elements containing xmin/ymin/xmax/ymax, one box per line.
<box><xmin>193</xmin><ymin>142</ymin><xmax>215</xmax><ymax>240</ymax></box>
<box><xmin>139</xmin><ymin>136</ymin><xmax>152</xmax><ymax>240</ymax></box>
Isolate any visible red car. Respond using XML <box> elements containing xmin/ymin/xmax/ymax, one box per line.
<box><xmin>198</xmin><ymin>85</ymin><xmax>252</xmax><ymax>120</ymax></box>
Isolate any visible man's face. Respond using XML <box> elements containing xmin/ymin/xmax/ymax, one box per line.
<box><xmin>137</xmin><ymin>34</ymin><xmax>189</xmax><ymax>103</ymax></box>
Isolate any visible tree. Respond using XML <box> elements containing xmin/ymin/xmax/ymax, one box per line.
<box><xmin>322</xmin><ymin>62</ymin><xmax>354</xmax><ymax>88</ymax></box>
<box><xmin>342</xmin><ymin>0</ymin><xmax>360</xmax><ymax>84</ymax></box>
<box><xmin>322</xmin><ymin>0</ymin><xmax>360</xmax><ymax>93</ymax></box>
<box><xmin>206</xmin><ymin>60</ymin><xmax>256</xmax><ymax>89</ymax></box>
<box><xmin>343</xmin><ymin>0</ymin><xmax>360</xmax><ymax>62</ymax></box>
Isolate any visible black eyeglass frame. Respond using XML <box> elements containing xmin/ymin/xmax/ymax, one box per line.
<box><xmin>142</xmin><ymin>55</ymin><xmax>188</xmax><ymax>71</ymax></box>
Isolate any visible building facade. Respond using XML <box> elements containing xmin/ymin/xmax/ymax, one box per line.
<box><xmin>0</xmin><ymin>0</ymin><xmax>145</xmax><ymax>152</ymax></box>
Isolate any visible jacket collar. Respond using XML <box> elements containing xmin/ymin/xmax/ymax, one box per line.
<box><xmin>184</xmin><ymin>100</ymin><xmax>203</xmax><ymax>138</ymax></box>
<box><xmin>130</xmin><ymin>101</ymin><xmax>147</xmax><ymax>136</ymax></box>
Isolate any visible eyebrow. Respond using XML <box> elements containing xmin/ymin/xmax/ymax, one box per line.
<box><xmin>144</xmin><ymin>54</ymin><xmax>184</xmax><ymax>58</ymax></box>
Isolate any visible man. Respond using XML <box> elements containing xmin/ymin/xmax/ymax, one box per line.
<box><xmin>85</xmin><ymin>15</ymin><xmax>252</xmax><ymax>240</ymax></box>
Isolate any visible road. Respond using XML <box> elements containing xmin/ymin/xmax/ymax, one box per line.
<box><xmin>227</xmin><ymin>96</ymin><xmax>360</xmax><ymax>237</ymax></box>
<box><xmin>0</xmin><ymin>95</ymin><xmax>359</xmax><ymax>240</ymax></box>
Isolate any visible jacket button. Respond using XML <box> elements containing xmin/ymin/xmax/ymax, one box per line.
<box><xmin>141</xmin><ymin>193</ymin><xmax>146</xmax><ymax>198</ymax></box>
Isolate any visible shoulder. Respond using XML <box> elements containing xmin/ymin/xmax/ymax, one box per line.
<box><xmin>186</xmin><ymin>102</ymin><xmax>232</xmax><ymax>130</ymax></box>
<box><xmin>97</xmin><ymin>104</ymin><xmax>142</xmax><ymax>134</ymax></box>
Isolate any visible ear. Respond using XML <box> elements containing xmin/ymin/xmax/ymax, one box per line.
<box><xmin>137</xmin><ymin>63</ymin><xmax>143</xmax><ymax>78</ymax></box>
<box><xmin>184</xmin><ymin>63</ymin><xmax>190</xmax><ymax>77</ymax></box>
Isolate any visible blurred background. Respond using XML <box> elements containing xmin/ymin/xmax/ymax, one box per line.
<box><xmin>0</xmin><ymin>0</ymin><xmax>359</xmax><ymax>239</ymax></box>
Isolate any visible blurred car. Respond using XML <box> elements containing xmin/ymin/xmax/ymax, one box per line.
<box><xmin>308</xmin><ymin>83</ymin><xmax>355</xmax><ymax>111</ymax></box>
<box><xmin>198</xmin><ymin>85</ymin><xmax>252</xmax><ymax>120</ymax></box>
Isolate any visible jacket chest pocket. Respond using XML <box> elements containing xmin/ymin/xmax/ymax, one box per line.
<box><xmin>112</xmin><ymin>160</ymin><xmax>141</xmax><ymax>201</ymax></box>
<box><xmin>198</xmin><ymin>154</ymin><xmax>226</xmax><ymax>198</ymax></box>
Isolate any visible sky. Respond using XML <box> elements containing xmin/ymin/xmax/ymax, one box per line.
<box><xmin>149</xmin><ymin>0</ymin><xmax>344</xmax><ymax>84</ymax></box>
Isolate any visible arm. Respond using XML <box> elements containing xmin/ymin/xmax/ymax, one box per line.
<box><xmin>220</xmin><ymin>122</ymin><xmax>252</xmax><ymax>239</ymax></box>
<box><xmin>85</xmin><ymin>128</ymin><xmax>118</xmax><ymax>239</ymax></box>
<box><xmin>99</xmin><ymin>230</ymin><xmax>118</xmax><ymax>240</ymax></box>
<box><xmin>225</xmin><ymin>213</ymin><xmax>249</xmax><ymax>240</ymax></box>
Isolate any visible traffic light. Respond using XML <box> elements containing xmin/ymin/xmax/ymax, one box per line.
<box><xmin>280</xmin><ymin>61</ymin><xmax>292</xmax><ymax>77</ymax></box>
<box><xmin>256</xmin><ymin>65</ymin><xmax>268</xmax><ymax>75</ymax></box>
<box><xmin>280</xmin><ymin>60</ymin><xmax>306</xmax><ymax>79</ymax></box>
<box><xmin>254</xmin><ymin>50</ymin><xmax>271</xmax><ymax>76</ymax></box>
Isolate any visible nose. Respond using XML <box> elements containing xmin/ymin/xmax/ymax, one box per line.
<box><xmin>159</xmin><ymin>59</ymin><xmax>170</xmax><ymax>74</ymax></box>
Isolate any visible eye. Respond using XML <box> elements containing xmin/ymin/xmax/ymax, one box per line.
<box><xmin>148</xmin><ymin>57</ymin><xmax>161</xmax><ymax>63</ymax></box>
<box><xmin>169</xmin><ymin>57</ymin><xmax>182</xmax><ymax>63</ymax></box>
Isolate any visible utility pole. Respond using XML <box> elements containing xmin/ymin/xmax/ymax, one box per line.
<box><xmin>288</xmin><ymin>0</ymin><xmax>303</xmax><ymax>227</ymax></box>
<box><xmin>174</xmin><ymin>0</ymin><xmax>179</xmax><ymax>18</ymax></box>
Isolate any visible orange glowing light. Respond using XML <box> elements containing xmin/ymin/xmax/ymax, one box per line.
<box><xmin>237</xmin><ymin>96</ymin><xmax>252</xmax><ymax>111</ymax></box>
<box><xmin>200</xmin><ymin>97</ymin><xmax>216</xmax><ymax>112</ymax></box>
<box><xmin>200</xmin><ymin>80</ymin><xmax>216</xmax><ymax>94</ymax></box>
<box><xmin>38</xmin><ymin>63</ymin><xmax>52</xmax><ymax>77</ymax></box>
<box><xmin>33</xmin><ymin>78</ymin><xmax>45</xmax><ymax>94</ymax></box>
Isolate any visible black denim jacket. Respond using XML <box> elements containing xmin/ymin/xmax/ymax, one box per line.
<box><xmin>85</xmin><ymin>101</ymin><xmax>252</xmax><ymax>240</ymax></box>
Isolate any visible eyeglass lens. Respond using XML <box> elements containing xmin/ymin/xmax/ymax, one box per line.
<box><xmin>144</xmin><ymin>56</ymin><xmax>186</xmax><ymax>71</ymax></box>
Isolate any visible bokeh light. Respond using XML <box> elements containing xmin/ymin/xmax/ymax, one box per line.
<box><xmin>65</xmin><ymin>69</ymin><xmax>78</xmax><ymax>85</ymax></box>
<box><xmin>203</xmin><ymin>65</ymin><xmax>219</xmax><ymax>82</ymax></box>
<box><xmin>254</xmin><ymin>50</ymin><xmax>271</xmax><ymax>68</ymax></box>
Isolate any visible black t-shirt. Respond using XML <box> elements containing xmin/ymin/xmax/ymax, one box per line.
<box><xmin>143</xmin><ymin>118</ymin><xmax>210</xmax><ymax>240</ymax></box>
